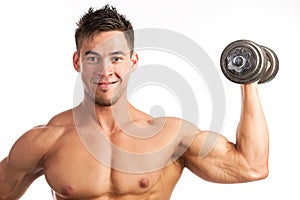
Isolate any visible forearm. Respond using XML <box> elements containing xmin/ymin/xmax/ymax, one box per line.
<box><xmin>236</xmin><ymin>84</ymin><xmax>269</xmax><ymax>176</ymax></box>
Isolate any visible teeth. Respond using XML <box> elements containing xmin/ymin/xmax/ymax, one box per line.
<box><xmin>98</xmin><ymin>82</ymin><xmax>114</xmax><ymax>86</ymax></box>
<box><xmin>95</xmin><ymin>81</ymin><xmax>117</xmax><ymax>86</ymax></box>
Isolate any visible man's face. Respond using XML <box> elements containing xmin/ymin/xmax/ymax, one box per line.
<box><xmin>73</xmin><ymin>31</ymin><xmax>138</xmax><ymax>106</ymax></box>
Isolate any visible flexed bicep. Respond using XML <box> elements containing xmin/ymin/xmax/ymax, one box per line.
<box><xmin>182</xmin><ymin>130</ymin><xmax>253</xmax><ymax>183</ymax></box>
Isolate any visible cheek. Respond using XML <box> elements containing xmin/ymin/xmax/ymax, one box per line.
<box><xmin>116</xmin><ymin>63</ymin><xmax>132</xmax><ymax>76</ymax></box>
<box><xmin>81</xmin><ymin>66</ymin><xmax>96</xmax><ymax>77</ymax></box>
<box><xmin>80</xmin><ymin>69</ymin><xmax>96</xmax><ymax>86</ymax></box>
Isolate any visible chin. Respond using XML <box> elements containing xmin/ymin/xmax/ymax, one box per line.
<box><xmin>94</xmin><ymin>96</ymin><xmax>121</xmax><ymax>107</ymax></box>
<box><xmin>95</xmin><ymin>100</ymin><xmax>114</xmax><ymax>107</ymax></box>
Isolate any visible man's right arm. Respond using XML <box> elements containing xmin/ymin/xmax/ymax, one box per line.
<box><xmin>0</xmin><ymin>127</ymin><xmax>48</xmax><ymax>200</ymax></box>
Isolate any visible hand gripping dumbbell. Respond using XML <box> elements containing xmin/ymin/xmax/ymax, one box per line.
<box><xmin>220</xmin><ymin>40</ymin><xmax>279</xmax><ymax>84</ymax></box>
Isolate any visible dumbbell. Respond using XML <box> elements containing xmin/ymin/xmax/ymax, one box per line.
<box><xmin>220</xmin><ymin>40</ymin><xmax>279</xmax><ymax>84</ymax></box>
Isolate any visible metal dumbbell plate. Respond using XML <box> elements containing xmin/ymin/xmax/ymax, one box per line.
<box><xmin>258</xmin><ymin>46</ymin><xmax>279</xmax><ymax>84</ymax></box>
<box><xmin>220</xmin><ymin>40</ymin><xmax>267</xmax><ymax>84</ymax></box>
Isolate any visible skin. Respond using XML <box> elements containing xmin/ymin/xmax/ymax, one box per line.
<box><xmin>0</xmin><ymin>31</ymin><xmax>269</xmax><ymax>200</ymax></box>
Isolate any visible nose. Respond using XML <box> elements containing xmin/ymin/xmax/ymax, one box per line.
<box><xmin>95</xmin><ymin>61</ymin><xmax>114</xmax><ymax>77</ymax></box>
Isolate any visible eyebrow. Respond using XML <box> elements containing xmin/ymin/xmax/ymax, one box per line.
<box><xmin>109</xmin><ymin>51</ymin><xmax>127</xmax><ymax>56</ymax></box>
<box><xmin>85</xmin><ymin>50</ymin><xmax>100</xmax><ymax>56</ymax></box>
<box><xmin>84</xmin><ymin>50</ymin><xmax>127</xmax><ymax>56</ymax></box>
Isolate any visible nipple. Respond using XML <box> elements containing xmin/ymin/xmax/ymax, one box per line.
<box><xmin>140</xmin><ymin>178</ymin><xmax>150</xmax><ymax>188</ymax></box>
<box><xmin>61</xmin><ymin>186</ymin><xmax>73</xmax><ymax>197</ymax></box>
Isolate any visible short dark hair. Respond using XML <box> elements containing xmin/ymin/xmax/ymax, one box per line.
<box><xmin>75</xmin><ymin>4</ymin><xmax>134</xmax><ymax>55</ymax></box>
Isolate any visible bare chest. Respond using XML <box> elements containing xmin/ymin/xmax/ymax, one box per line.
<box><xmin>43</xmin><ymin>130</ymin><xmax>181</xmax><ymax>199</ymax></box>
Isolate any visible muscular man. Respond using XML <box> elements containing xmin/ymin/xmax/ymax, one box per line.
<box><xmin>0</xmin><ymin>5</ymin><xmax>269</xmax><ymax>200</ymax></box>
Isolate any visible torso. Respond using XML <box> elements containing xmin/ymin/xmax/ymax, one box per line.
<box><xmin>40</xmin><ymin>107</ymin><xmax>191</xmax><ymax>200</ymax></box>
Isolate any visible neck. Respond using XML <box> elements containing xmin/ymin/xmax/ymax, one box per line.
<box><xmin>79</xmin><ymin>92</ymin><xmax>132</xmax><ymax>134</ymax></box>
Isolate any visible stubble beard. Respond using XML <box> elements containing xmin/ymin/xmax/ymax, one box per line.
<box><xmin>88</xmin><ymin>78</ymin><xmax>128</xmax><ymax>107</ymax></box>
<box><xmin>94</xmin><ymin>86</ymin><xmax>127</xmax><ymax>107</ymax></box>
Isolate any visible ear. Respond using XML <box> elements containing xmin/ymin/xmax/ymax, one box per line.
<box><xmin>73</xmin><ymin>52</ymin><xmax>81</xmax><ymax>72</ymax></box>
<box><xmin>129</xmin><ymin>52</ymin><xmax>139</xmax><ymax>72</ymax></box>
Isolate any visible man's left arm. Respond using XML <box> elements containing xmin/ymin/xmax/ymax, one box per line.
<box><xmin>182</xmin><ymin>83</ymin><xmax>269</xmax><ymax>183</ymax></box>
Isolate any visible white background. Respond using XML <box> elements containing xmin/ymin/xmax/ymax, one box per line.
<box><xmin>0</xmin><ymin>0</ymin><xmax>299</xmax><ymax>199</ymax></box>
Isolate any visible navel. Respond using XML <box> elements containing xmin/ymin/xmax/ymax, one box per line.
<box><xmin>140</xmin><ymin>178</ymin><xmax>150</xmax><ymax>188</ymax></box>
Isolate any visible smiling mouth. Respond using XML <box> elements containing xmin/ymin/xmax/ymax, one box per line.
<box><xmin>95</xmin><ymin>81</ymin><xmax>118</xmax><ymax>89</ymax></box>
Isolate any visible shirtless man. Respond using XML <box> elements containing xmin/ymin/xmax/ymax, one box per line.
<box><xmin>0</xmin><ymin>5</ymin><xmax>269</xmax><ymax>200</ymax></box>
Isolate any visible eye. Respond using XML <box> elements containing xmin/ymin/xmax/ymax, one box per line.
<box><xmin>111</xmin><ymin>56</ymin><xmax>123</xmax><ymax>63</ymax></box>
<box><xmin>85</xmin><ymin>56</ymin><xmax>100</xmax><ymax>64</ymax></box>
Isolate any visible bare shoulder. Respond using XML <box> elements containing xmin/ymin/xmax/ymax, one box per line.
<box><xmin>15</xmin><ymin>108</ymin><xmax>75</xmax><ymax>154</ymax></box>
<box><xmin>148</xmin><ymin>116</ymin><xmax>204</xmax><ymax>156</ymax></box>
<box><xmin>152</xmin><ymin>116</ymin><xmax>201</xmax><ymax>137</ymax></box>
<box><xmin>10</xmin><ymin>125</ymin><xmax>66</xmax><ymax>155</ymax></box>
<box><xmin>0</xmin><ymin>111</ymin><xmax>76</xmax><ymax>198</ymax></box>
<box><xmin>47</xmin><ymin>108</ymin><xmax>75</xmax><ymax>126</ymax></box>
<box><xmin>8</xmin><ymin>109</ymin><xmax>75</xmax><ymax>170</ymax></box>
<box><xmin>5</xmin><ymin>127</ymin><xmax>52</xmax><ymax>173</ymax></box>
